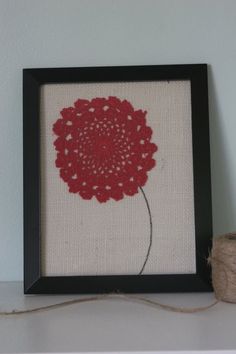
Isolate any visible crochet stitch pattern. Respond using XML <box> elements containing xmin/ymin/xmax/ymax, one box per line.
<box><xmin>53</xmin><ymin>96</ymin><xmax>157</xmax><ymax>203</ymax></box>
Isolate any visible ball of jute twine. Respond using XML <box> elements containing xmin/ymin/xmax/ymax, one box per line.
<box><xmin>209</xmin><ymin>233</ymin><xmax>236</xmax><ymax>303</ymax></box>
<box><xmin>1</xmin><ymin>233</ymin><xmax>236</xmax><ymax>316</ymax></box>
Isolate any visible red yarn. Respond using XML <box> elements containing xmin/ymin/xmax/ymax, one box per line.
<box><xmin>53</xmin><ymin>96</ymin><xmax>157</xmax><ymax>203</ymax></box>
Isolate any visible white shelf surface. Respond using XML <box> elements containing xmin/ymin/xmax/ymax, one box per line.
<box><xmin>0</xmin><ymin>282</ymin><xmax>236</xmax><ymax>354</ymax></box>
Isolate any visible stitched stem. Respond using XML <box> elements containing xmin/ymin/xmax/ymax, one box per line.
<box><xmin>138</xmin><ymin>186</ymin><xmax>153</xmax><ymax>275</ymax></box>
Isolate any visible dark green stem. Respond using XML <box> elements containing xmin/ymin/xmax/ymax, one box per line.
<box><xmin>138</xmin><ymin>186</ymin><xmax>153</xmax><ymax>275</ymax></box>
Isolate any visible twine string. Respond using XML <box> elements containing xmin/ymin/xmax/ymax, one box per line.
<box><xmin>0</xmin><ymin>293</ymin><xmax>219</xmax><ymax>316</ymax></box>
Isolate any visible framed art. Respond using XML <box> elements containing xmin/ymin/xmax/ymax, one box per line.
<box><xmin>23</xmin><ymin>64</ymin><xmax>212</xmax><ymax>294</ymax></box>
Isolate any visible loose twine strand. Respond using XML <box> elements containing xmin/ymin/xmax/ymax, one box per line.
<box><xmin>1</xmin><ymin>234</ymin><xmax>236</xmax><ymax>316</ymax></box>
<box><xmin>0</xmin><ymin>293</ymin><xmax>219</xmax><ymax>316</ymax></box>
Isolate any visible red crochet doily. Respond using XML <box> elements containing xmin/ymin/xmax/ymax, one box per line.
<box><xmin>53</xmin><ymin>96</ymin><xmax>157</xmax><ymax>203</ymax></box>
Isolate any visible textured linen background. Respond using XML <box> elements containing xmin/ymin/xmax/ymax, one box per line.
<box><xmin>40</xmin><ymin>81</ymin><xmax>196</xmax><ymax>276</ymax></box>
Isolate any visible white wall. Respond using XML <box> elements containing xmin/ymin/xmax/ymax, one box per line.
<box><xmin>0</xmin><ymin>0</ymin><xmax>236</xmax><ymax>281</ymax></box>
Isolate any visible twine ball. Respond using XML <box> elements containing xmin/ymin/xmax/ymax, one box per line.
<box><xmin>211</xmin><ymin>233</ymin><xmax>236</xmax><ymax>303</ymax></box>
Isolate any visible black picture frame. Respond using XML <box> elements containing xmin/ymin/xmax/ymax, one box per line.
<box><xmin>23</xmin><ymin>64</ymin><xmax>212</xmax><ymax>294</ymax></box>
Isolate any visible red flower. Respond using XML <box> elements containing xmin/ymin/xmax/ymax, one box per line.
<box><xmin>53</xmin><ymin>97</ymin><xmax>157</xmax><ymax>203</ymax></box>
